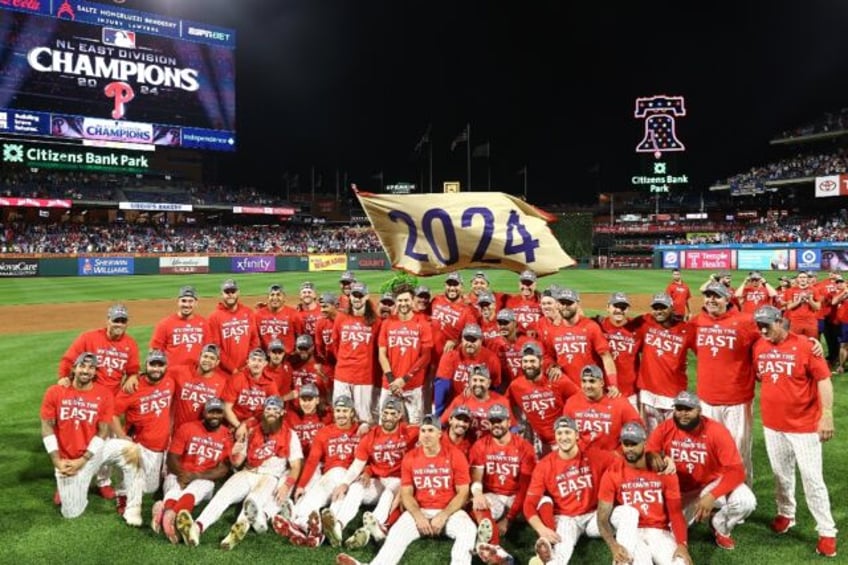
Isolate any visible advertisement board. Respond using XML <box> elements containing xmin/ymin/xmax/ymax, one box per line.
<box><xmin>737</xmin><ymin>249</ymin><xmax>789</xmax><ymax>270</ymax></box>
<box><xmin>159</xmin><ymin>256</ymin><xmax>209</xmax><ymax>274</ymax></box>
<box><xmin>231</xmin><ymin>256</ymin><xmax>275</xmax><ymax>273</ymax></box>
<box><xmin>308</xmin><ymin>254</ymin><xmax>348</xmax><ymax>272</ymax></box>
<box><xmin>78</xmin><ymin>257</ymin><xmax>133</xmax><ymax>275</ymax></box>
<box><xmin>0</xmin><ymin>258</ymin><xmax>38</xmax><ymax>277</ymax></box>
<box><xmin>682</xmin><ymin>249</ymin><xmax>731</xmax><ymax>270</ymax></box>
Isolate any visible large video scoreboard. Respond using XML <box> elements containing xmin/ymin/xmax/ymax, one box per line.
<box><xmin>0</xmin><ymin>0</ymin><xmax>236</xmax><ymax>152</ymax></box>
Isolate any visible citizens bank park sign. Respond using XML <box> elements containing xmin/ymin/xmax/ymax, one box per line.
<box><xmin>1</xmin><ymin>141</ymin><xmax>149</xmax><ymax>173</ymax></box>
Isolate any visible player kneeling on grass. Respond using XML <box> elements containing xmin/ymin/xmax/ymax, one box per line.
<box><xmin>176</xmin><ymin>395</ymin><xmax>303</xmax><ymax>549</ymax></box>
<box><xmin>40</xmin><ymin>352</ymin><xmax>144</xmax><ymax>526</ymax></box>
<box><xmin>152</xmin><ymin>397</ymin><xmax>233</xmax><ymax>544</ymax></box>
<box><xmin>335</xmin><ymin>414</ymin><xmax>477</xmax><ymax>565</ymax></box>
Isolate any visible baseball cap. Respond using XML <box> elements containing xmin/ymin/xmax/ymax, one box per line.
<box><xmin>296</xmin><ymin>334</ymin><xmax>314</xmax><ymax>349</ymax></box>
<box><xmin>200</xmin><ymin>343</ymin><xmax>220</xmax><ymax>357</ymax></box>
<box><xmin>300</xmin><ymin>281</ymin><xmax>315</xmax><ymax>291</ymax></box>
<box><xmin>351</xmin><ymin>282</ymin><xmax>369</xmax><ymax>295</ymax></box>
<box><xmin>496</xmin><ymin>309</ymin><xmax>515</xmax><ymax>322</ymax></box>
<box><xmin>473</xmin><ymin>271</ymin><xmax>489</xmax><ymax>282</ymax></box>
<box><xmin>74</xmin><ymin>352</ymin><xmax>97</xmax><ymax>366</ymax></box>
<box><xmin>673</xmin><ymin>390</ymin><xmax>701</xmax><ymax>409</ymax></box>
<box><xmin>558</xmin><ymin>288</ymin><xmax>580</xmax><ymax>302</ymax></box>
<box><xmin>268</xmin><ymin>339</ymin><xmax>285</xmax><ymax>352</ymax></box>
<box><xmin>147</xmin><ymin>349</ymin><xmax>167</xmax><ymax>364</ymax></box>
<box><xmin>340</xmin><ymin>270</ymin><xmax>356</xmax><ymax>283</ymax></box>
<box><xmin>620</xmin><ymin>422</ymin><xmax>647</xmax><ymax>444</ymax></box>
<box><xmin>462</xmin><ymin>323</ymin><xmax>483</xmax><ymax>339</ymax></box>
<box><xmin>178</xmin><ymin>285</ymin><xmax>197</xmax><ymax>299</ymax></box>
<box><xmin>753</xmin><ymin>305</ymin><xmax>782</xmax><ymax>325</ymax></box>
<box><xmin>519</xmin><ymin>269</ymin><xmax>537</xmax><ymax>283</ymax></box>
<box><xmin>522</xmin><ymin>341</ymin><xmax>543</xmax><ymax>358</ymax></box>
<box><xmin>268</xmin><ymin>283</ymin><xmax>284</xmax><ymax>294</ymax></box>
<box><xmin>717</xmin><ymin>270</ymin><xmax>731</xmax><ymax>278</ymax></box>
<box><xmin>748</xmin><ymin>271</ymin><xmax>763</xmax><ymax>280</ymax></box>
<box><xmin>703</xmin><ymin>282</ymin><xmax>730</xmax><ymax>298</ymax></box>
<box><xmin>421</xmin><ymin>413</ymin><xmax>442</xmax><ymax>430</ymax></box>
<box><xmin>487</xmin><ymin>404</ymin><xmax>510</xmax><ymax>421</ymax></box>
<box><xmin>299</xmin><ymin>383</ymin><xmax>320</xmax><ymax>398</ymax></box>
<box><xmin>608</xmin><ymin>292</ymin><xmax>630</xmax><ymax>306</ymax></box>
<box><xmin>836</xmin><ymin>276</ymin><xmax>846</xmax><ymax>283</ymax></box>
<box><xmin>650</xmin><ymin>293</ymin><xmax>673</xmax><ymax>308</ymax></box>
<box><xmin>581</xmin><ymin>364</ymin><xmax>604</xmax><ymax>381</ymax></box>
<box><xmin>204</xmin><ymin>397</ymin><xmax>224</xmax><ymax>412</ymax></box>
<box><xmin>553</xmin><ymin>416</ymin><xmax>578</xmax><ymax>432</ymax></box>
<box><xmin>469</xmin><ymin>364</ymin><xmax>491</xmax><ymax>379</ymax></box>
<box><xmin>221</xmin><ymin>279</ymin><xmax>238</xmax><ymax>292</ymax></box>
<box><xmin>249</xmin><ymin>348</ymin><xmax>268</xmax><ymax>360</ymax></box>
<box><xmin>107</xmin><ymin>304</ymin><xmax>129</xmax><ymax>321</ymax></box>
<box><xmin>380</xmin><ymin>292</ymin><xmax>396</xmax><ymax>305</ymax></box>
<box><xmin>264</xmin><ymin>395</ymin><xmax>284</xmax><ymax>410</ymax></box>
<box><xmin>445</xmin><ymin>272</ymin><xmax>463</xmax><ymax>285</ymax></box>
<box><xmin>334</xmin><ymin>395</ymin><xmax>355</xmax><ymax>409</ymax></box>
<box><xmin>381</xmin><ymin>396</ymin><xmax>403</xmax><ymax>412</ymax></box>
<box><xmin>477</xmin><ymin>291</ymin><xmax>496</xmax><ymax>306</ymax></box>
<box><xmin>450</xmin><ymin>405</ymin><xmax>472</xmax><ymax>420</ymax></box>
<box><xmin>414</xmin><ymin>285</ymin><xmax>431</xmax><ymax>297</ymax></box>
<box><xmin>320</xmin><ymin>292</ymin><xmax>340</xmax><ymax>306</ymax></box>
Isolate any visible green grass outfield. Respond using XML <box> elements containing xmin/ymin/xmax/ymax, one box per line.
<box><xmin>0</xmin><ymin>269</ymin><xmax>844</xmax><ymax>564</ymax></box>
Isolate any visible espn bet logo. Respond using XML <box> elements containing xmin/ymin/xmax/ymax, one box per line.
<box><xmin>2</xmin><ymin>144</ymin><xmax>24</xmax><ymax>163</ymax></box>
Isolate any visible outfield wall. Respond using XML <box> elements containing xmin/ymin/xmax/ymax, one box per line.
<box><xmin>654</xmin><ymin>243</ymin><xmax>848</xmax><ymax>271</ymax></box>
<box><xmin>0</xmin><ymin>253</ymin><xmax>391</xmax><ymax>278</ymax></box>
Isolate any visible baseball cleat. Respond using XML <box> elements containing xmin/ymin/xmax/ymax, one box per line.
<box><xmin>176</xmin><ymin>509</ymin><xmax>200</xmax><ymax>546</ymax></box>
<box><xmin>288</xmin><ymin>526</ymin><xmax>323</xmax><ymax>548</ymax></box>
<box><xmin>123</xmin><ymin>505</ymin><xmax>142</xmax><ymax>527</ymax></box>
<box><xmin>321</xmin><ymin>508</ymin><xmax>343</xmax><ymax>548</ymax></box>
<box><xmin>476</xmin><ymin>542</ymin><xmax>515</xmax><ymax>565</ymax></box>
<box><xmin>98</xmin><ymin>485</ymin><xmax>117</xmax><ymax>500</ymax></box>
<box><xmin>534</xmin><ymin>538</ymin><xmax>554</xmax><ymax>563</ymax></box>
<box><xmin>162</xmin><ymin>510</ymin><xmax>179</xmax><ymax>544</ymax></box>
<box><xmin>344</xmin><ymin>527</ymin><xmax>371</xmax><ymax>549</ymax></box>
<box><xmin>220</xmin><ymin>520</ymin><xmax>249</xmax><ymax>550</ymax></box>
<box><xmin>278</xmin><ymin>499</ymin><xmax>294</xmax><ymax>521</ymax></box>
<box><xmin>244</xmin><ymin>498</ymin><xmax>267</xmax><ymax>533</ymax></box>
<box><xmin>272</xmin><ymin>515</ymin><xmax>292</xmax><ymax>538</ymax></box>
<box><xmin>53</xmin><ymin>491</ymin><xmax>61</xmax><ymax>506</ymax></box>
<box><xmin>476</xmin><ymin>518</ymin><xmax>493</xmax><ymax>545</ymax></box>
<box><xmin>770</xmin><ymin>515</ymin><xmax>795</xmax><ymax>534</ymax></box>
<box><xmin>306</xmin><ymin>510</ymin><xmax>323</xmax><ymax>538</ymax></box>
<box><xmin>116</xmin><ymin>495</ymin><xmax>127</xmax><ymax>516</ymax></box>
<box><xmin>816</xmin><ymin>536</ymin><xmax>837</xmax><ymax>558</ymax></box>
<box><xmin>151</xmin><ymin>500</ymin><xmax>165</xmax><ymax>534</ymax></box>
<box><xmin>362</xmin><ymin>511</ymin><xmax>386</xmax><ymax>542</ymax></box>
<box><xmin>336</xmin><ymin>554</ymin><xmax>363</xmax><ymax>565</ymax></box>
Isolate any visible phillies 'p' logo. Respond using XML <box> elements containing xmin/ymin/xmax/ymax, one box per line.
<box><xmin>104</xmin><ymin>82</ymin><xmax>135</xmax><ymax>119</ymax></box>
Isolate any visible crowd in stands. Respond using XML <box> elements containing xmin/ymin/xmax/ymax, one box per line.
<box><xmin>719</xmin><ymin>148</ymin><xmax>848</xmax><ymax>189</ymax></box>
<box><xmin>777</xmin><ymin>107</ymin><xmax>848</xmax><ymax>139</ymax></box>
<box><xmin>0</xmin><ymin>223</ymin><xmax>383</xmax><ymax>254</ymax></box>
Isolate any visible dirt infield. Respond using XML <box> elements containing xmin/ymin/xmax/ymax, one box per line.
<box><xmin>0</xmin><ymin>293</ymin><xmax>657</xmax><ymax>335</ymax></box>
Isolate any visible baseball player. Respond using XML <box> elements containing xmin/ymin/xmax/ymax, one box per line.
<box><xmin>296</xmin><ymin>281</ymin><xmax>322</xmax><ymax>339</ymax></box>
<box><xmin>440</xmin><ymin>365</ymin><xmax>512</xmax><ymax>442</ymax></box>
<box><xmin>501</xmin><ymin>270</ymin><xmax>543</xmax><ymax>336</ymax></box>
<box><xmin>430</xmin><ymin>273</ymin><xmax>479</xmax><ymax>360</ymax></box>
<box><xmin>434</xmin><ymin>323</ymin><xmax>502</xmax><ymax>417</ymax></box>
<box><xmin>313</xmin><ymin>292</ymin><xmax>340</xmax><ymax>386</ymax></box>
<box><xmin>646</xmin><ymin>390</ymin><xmax>756</xmax><ymax>550</ymax></box>
<box><xmin>487</xmin><ymin>308</ymin><xmax>541</xmax><ymax>388</ymax></box>
<box><xmin>289</xmin><ymin>334</ymin><xmax>332</xmax><ymax>403</ymax></box>
<box><xmin>284</xmin><ymin>383</ymin><xmax>333</xmax><ymax>463</ymax></box>
<box><xmin>413</xmin><ymin>285</ymin><xmax>433</xmax><ymax>318</ymax></box>
<box><xmin>149</xmin><ymin>285</ymin><xmax>209</xmax><ymax>369</ymax></box>
<box><xmin>40</xmin><ymin>352</ymin><xmax>144</xmax><ymax>525</ymax></box>
<box><xmin>467</xmin><ymin>271</ymin><xmax>503</xmax><ymax>309</ymax></box>
<box><xmin>264</xmin><ymin>338</ymin><xmax>294</xmax><ymax>400</ymax></box>
<box><xmin>377</xmin><ymin>285</ymin><xmax>434</xmax><ymax>425</ymax></box>
<box><xmin>378</xmin><ymin>292</ymin><xmax>396</xmax><ymax>320</ymax></box>
<box><xmin>734</xmin><ymin>271</ymin><xmax>777</xmax><ymax>314</ymax></box>
<box><xmin>169</xmin><ymin>343</ymin><xmax>228</xmax><ymax>430</ymax></box>
<box><xmin>338</xmin><ymin>271</ymin><xmax>357</xmax><ymax>312</ymax></box>
<box><xmin>596</xmin><ymin>292</ymin><xmax>643</xmax><ymax>409</ymax></box>
<box><xmin>665</xmin><ymin>268</ymin><xmax>692</xmax><ymax>320</ymax></box>
<box><xmin>153</xmin><ymin>398</ymin><xmax>233</xmax><ymax>544</ymax></box>
<box><xmin>441</xmin><ymin>405</ymin><xmax>475</xmax><ymax>453</ymax></box>
<box><xmin>782</xmin><ymin>271</ymin><xmax>822</xmax><ymax>338</ymax></box>
<box><xmin>207</xmin><ymin>278</ymin><xmax>259</xmax><ymax>375</ymax></box>
<box><xmin>752</xmin><ymin>305</ymin><xmax>837</xmax><ymax>558</ymax></box>
<box><xmin>222</xmin><ymin>348</ymin><xmax>279</xmax><ymax>439</ymax></box>
<box><xmin>335</xmin><ymin>414</ymin><xmax>476</xmax><ymax>565</ymax></box>
<box><xmin>475</xmin><ymin>291</ymin><xmax>501</xmax><ymax>342</ymax></box>
<box><xmin>254</xmin><ymin>283</ymin><xmax>305</xmax><ymax>354</ymax></box>
<box><xmin>176</xmin><ymin>396</ymin><xmax>302</xmax><ymax>549</ymax></box>
<box><xmin>597</xmin><ymin>422</ymin><xmax>693</xmax><ymax>565</ymax></box>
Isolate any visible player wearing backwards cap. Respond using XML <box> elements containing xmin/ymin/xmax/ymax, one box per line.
<box><xmin>782</xmin><ymin>271</ymin><xmax>823</xmax><ymax>338</ymax></box>
<box><xmin>222</xmin><ymin>348</ymin><xmax>279</xmax><ymax>440</ymax></box>
<box><xmin>734</xmin><ymin>271</ymin><xmax>777</xmax><ymax>314</ymax></box>
<box><xmin>264</xmin><ymin>338</ymin><xmax>294</xmax><ymax>400</ymax></box>
<box><xmin>177</xmin><ymin>396</ymin><xmax>303</xmax><ymax>549</ymax></box>
<box><xmin>314</xmin><ymin>292</ymin><xmax>340</xmax><ymax>389</ymax></box>
<box><xmin>523</xmin><ymin>416</ymin><xmax>639</xmax><ymax>565</ymax></box>
<box><xmin>468</xmin><ymin>403</ymin><xmax>535</xmax><ymax>564</ymax></box>
<box><xmin>335</xmin><ymin>414</ymin><xmax>476</xmax><ymax>565</ymax></box>
<box><xmin>332</xmin><ymin>282</ymin><xmax>382</xmax><ymax>424</ymax></box>
<box><xmin>430</xmin><ymin>272</ymin><xmax>480</xmax><ymax>360</ymax></box>
<box><xmin>296</xmin><ymin>281</ymin><xmax>322</xmax><ymax>339</ymax></box>
<box><xmin>324</xmin><ymin>397</ymin><xmax>419</xmax><ymax>549</ymax></box>
<box><xmin>634</xmin><ymin>293</ymin><xmax>693</xmax><ymax>434</ymax></box>
<box><xmin>597</xmin><ymin>422</ymin><xmax>692</xmax><ymax>565</ymax></box>
<box><xmin>40</xmin><ymin>352</ymin><xmax>144</xmax><ymax>525</ymax></box>
<box><xmin>170</xmin><ymin>344</ymin><xmax>228</xmax><ymax>430</ymax></box>
<box><xmin>207</xmin><ymin>278</ymin><xmax>259</xmax><ymax>375</ymax></box>
<box><xmin>112</xmin><ymin>350</ymin><xmax>176</xmax><ymax>513</ymax></box>
<box><xmin>690</xmin><ymin>281</ymin><xmax>761</xmax><ymax>483</ymax></box>
<box><xmin>254</xmin><ymin>283</ymin><xmax>304</xmax><ymax>354</ymax></box>
<box><xmin>646</xmin><ymin>390</ymin><xmax>755</xmax><ymax>550</ymax></box>
<box><xmin>285</xmin><ymin>383</ymin><xmax>332</xmax><ymax>465</ymax></box>
<box><xmin>338</xmin><ymin>271</ymin><xmax>357</xmax><ymax>312</ymax></box>
<box><xmin>665</xmin><ymin>268</ymin><xmax>692</xmax><ymax>320</ymax></box>
<box><xmin>564</xmin><ymin>364</ymin><xmax>643</xmax><ymax>452</ymax></box>
<box><xmin>154</xmin><ymin>398</ymin><xmax>233</xmax><ymax>544</ymax></box>
<box><xmin>752</xmin><ymin>305</ymin><xmax>837</xmax><ymax>558</ymax></box>
<box><xmin>441</xmin><ymin>364</ymin><xmax>513</xmax><ymax>443</ymax></box>
<box><xmin>274</xmin><ymin>395</ymin><xmax>362</xmax><ymax>547</ymax></box>
<box><xmin>501</xmin><ymin>269</ymin><xmax>543</xmax><ymax>338</ymax></box>
<box><xmin>506</xmin><ymin>341</ymin><xmax>579</xmax><ymax>457</ymax></box>
<box><xmin>434</xmin><ymin>323</ymin><xmax>502</xmax><ymax>417</ymax></box>
<box><xmin>377</xmin><ymin>285</ymin><xmax>434</xmax><ymax>425</ymax></box>
<box><xmin>596</xmin><ymin>292</ymin><xmax>643</xmax><ymax>409</ymax></box>
<box><xmin>150</xmin><ymin>286</ymin><xmax>209</xmax><ymax>369</ymax></box>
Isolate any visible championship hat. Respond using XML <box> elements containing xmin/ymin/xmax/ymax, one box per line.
<box><xmin>496</xmin><ymin>309</ymin><xmax>516</xmax><ymax>323</ymax></box>
<box><xmin>299</xmin><ymin>383</ymin><xmax>320</xmax><ymax>398</ymax></box>
<box><xmin>320</xmin><ymin>292</ymin><xmax>340</xmax><ymax>306</ymax></box>
<box><xmin>380</xmin><ymin>292</ymin><xmax>396</xmax><ymax>305</ymax></box>
<box><xmin>201</xmin><ymin>343</ymin><xmax>220</xmax><ymax>357</ymax></box>
<box><xmin>673</xmin><ymin>390</ymin><xmax>701</xmax><ymax>409</ymax></box>
<box><xmin>473</xmin><ymin>270</ymin><xmax>489</xmax><ymax>282</ymax></box>
<box><xmin>220</xmin><ymin>279</ymin><xmax>238</xmax><ymax>292</ymax></box>
<box><xmin>147</xmin><ymin>349</ymin><xmax>167</xmax><ymax>364</ymax></box>
<box><xmin>650</xmin><ymin>293</ymin><xmax>673</xmax><ymax>308</ymax></box>
<box><xmin>296</xmin><ymin>334</ymin><xmax>314</xmax><ymax>349</ymax></box>
<box><xmin>451</xmin><ymin>405</ymin><xmax>472</xmax><ymax>420</ymax></box>
<box><xmin>477</xmin><ymin>291</ymin><xmax>496</xmax><ymax>306</ymax></box>
<box><xmin>580</xmin><ymin>364</ymin><xmax>604</xmax><ymax>381</ymax></box>
<box><xmin>462</xmin><ymin>323</ymin><xmax>483</xmax><ymax>339</ymax></box>
<box><xmin>414</xmin><ymin>285</ymin><xmax>431</xmax><ymax>297</ymax></box>
<box><xmin>554</xmin><ymin>416</ymin><xmax>578</xmax><ymax>432</ymax></box>
<box><xmin>178</xmin><ymin>285</ymin><xmax>198</xmax><ymax>299</ymax></box>
<box><xmin>74</xmin><ymin>352</ymin><xmax>97</xmax><ymax>366</ymax></box>
<box><xmin>248</xmin><ymin>348</ymin><xmax>268</xmax><ymax>360</ymax></box>
<box><xmin>421</xmin><ymin>413</ymin><xmax>442</xmax><ymax>430</ymax></box>
<box><xmin>268</xmin><ymin>339</ymin><xmax>285</xmax><ymax>352</ymax></box>
<box><xmin>264</xmin><ymin>396</ymin><xmax>284</xmax><ymax>410</ymax></box>
<box><xmin>107</xmin><ymin>304</ymin><xmax>129</xmax><ymax>321</ymax></box>
<box><xmin>445</xmin><ymin>272</ymin><xmax>463</xmax><ymax>285</ymax></box>
<box><xmin>620</xmin><ymin>422</ymin><xmax>647</xmax><ymax>443</ymax></box>
<box><xmin>340</xmin><ymin>271</ymin><xmax>356</xmax><ymax>283</ymax></box>
<box><xmin>519</xmin><ymin>269</ymin><xmax>538</xmax><ymax>283</ymax></box>
<box><xmin>300</xmin><ymin>281</ymin><xmax>315</xmax><ymax>291</ymax></box>
<box><xmin>350</xmin><ymin>282</ymin><xmax>368</xmax><ymax>295</ymax></box>
<box><xmin>381</xmin><ymin>396</ymin><xmax>403</xmax><ymax>413</ymax></box>
<box><xmin>558</xmin><ymin>288</ymin><xmax>580</xmax><ymax>303</ymax></box>
<box><xmin>608</xmin><ymin>292</ymin><xmax>630</xmax><ymax>307</ymax></box>
<box><xmin>204</xmin><ymin>397</ymin><xmax>225</xmax><ymax>412</ymax></box>
<box><xmin>754</xmin><ymin>305</ymin><xmax>782</xmax><ymax>325</ymax></box>
<box><xmin>703</xmin><ymin>282</ymin><xmax>730</xmax><ymax>299</ymax></box>
<box><xmin>522</xmin><ymin>341</ymin><xmax>543</xmax><ymax>358</ymax></box>
<box><xmin>334</xmin><ymin>395</ymin><xmax>355</xmax><ymax>409</ymax></box>
<box><xmin>487</xmin><ymin>404</ymin><xmax>510</xmax><ymax>421</ymax></box>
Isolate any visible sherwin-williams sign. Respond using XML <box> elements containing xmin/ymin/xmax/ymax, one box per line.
<box><xmin>78</xmin><ymin>257</ymin><xmax>134</xmax><ymax>275</ymax></box>
<box><xmin>231</xmin><ymin>256</ymin><xmax>275</xmax><ymax>273</ymax></box>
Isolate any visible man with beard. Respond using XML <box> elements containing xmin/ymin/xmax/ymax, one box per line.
<box><xmin>222</xmin><ymin>348</ymin><xmax>279</xmax><ymax>440</ymax></box>
<box><xmin>501</xmin><ymin>269</ymin><xmax>543</xmax><ymax>337</ymax></box>
<box><xmin>646</xmin><ymin>390</ymin><xmax>755</xmax><ymax>550</ymax></box>
<box><xmin>441</xmin><ymin>405</ymin><xmax>475</xmax><ymax>453</ymax></box>
<box><xmin>208</xmin><ymin>279</ymin><xmax>259</xmax><ymax>375</ymax></box>
<box><xmin>338</xmin><ymin>271</ymin><xmax>357</xmax><ymax>312</ymax></box>
<box><xmin>596</xmin><ymin>292</ymin><xmax>642</xmax><ymax>409</ymax></box>
<box><xmin>378</xmin><ymin>292</ymin><xmax>396</xmax><ymax>320</ymax></box>
<box><xmin>441</xmin><ymin>365</ymin><xmax>512</xmax><ymax>442</ymax></box>
<box><xmin>378</xmin><ymin>286</ymin><xmax>433</xmax><ymax>425</ymax></box>
<box><xmin>324</xmin><ymin>397</ymin><xmax>419</xmax><ymax>549</ymax></box>
<box><xmin>488</xmin><ymin>308</ymin><xmax>540</xmax><ymax>388</ymax></box>
<box><xmin>176</xmin><ymin>396</ymin><xmax>302</xmax><ymax>549</ymax></box>
<box><xmin>430</xmin><ymin>272</ymin><xmax>479</xmax><ymax>360</ymax></box>
<box><xmin>597</xmin><ymin>422</ymin><xmax>692</xmax><ymax>565</ymax></box>
<box><xmin>413</xmin><ymin>285</ymin><xmax>433</xmax><ymax>318</ymax></box>
<box><xmin>506</xmin><ymin>342</ymin><xmax>579</xmax><ymax>457</ymax></box>
<box><xmin>150</xmin><ymin>286</ymin><xmax>209</xmax><ymax>369</ymax></box>
<box><xmin>154</xmin><ymin>398</ymin><xmax>233</xmax><ymax>543</ymax></box>
<box><xmin>41</xmin><ymin>352</ymin><xmax>144</xmax><ymax>525</ymax></box>
<box><xmin>170</xmin><ymin>344</ymin><xmax>228</xmax><ymax>430</ymax></box>
<box><xmin>255</xmin><ymin>284</ymin><xmax>304</xmax><ymax>354</ymax></box>
<box><xmin>434</xmin><ymin>324</ymin><xmax>502</xmax><ymax>417</ymax></box>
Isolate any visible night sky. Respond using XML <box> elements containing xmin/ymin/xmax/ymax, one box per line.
<box><xmin>128</xmin><ymin>0</ymin><xmax>848</xmax><ymax>204</ymax></box>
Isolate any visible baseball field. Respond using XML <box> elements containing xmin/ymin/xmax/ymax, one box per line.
<box><xmin>1</xmin><ymin>268</ymin><xmax>844</xmax><ymax>564</ymax></box>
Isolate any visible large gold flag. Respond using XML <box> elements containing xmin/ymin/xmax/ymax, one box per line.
<box><xmin>355</xmin><ymin>190</ymin><xmax>574</xmax><ymax>276</ymax></box>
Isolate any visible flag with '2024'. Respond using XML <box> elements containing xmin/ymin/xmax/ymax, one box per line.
<box><xmin>355</xmin><ymin>190</ymin><xmax>574</xmax><ymax>276</ymax></box>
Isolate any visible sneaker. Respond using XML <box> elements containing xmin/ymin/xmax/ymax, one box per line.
<box><xmin>124</xmin><ymin>505</ymin><xmax>142</xmax><ymax>527</ymax></box>
<box><xmin>321</xmin><ymin>508</ymin><xmax>343</xmax><ymax>548</ymax></box>
<box><xmin>817</xmin><ymin>536</ymin><xmax>837</xmax><ymax>558</ymax></box>
<box><xmin>344</xmin><ymin>527</ymin><xmax>371</xmax><ymax>549</ymax></box>
<box><xmin>363</xmin><ymin>511</ymin><xmax>386</xmax><ymax>542</ymax></box>
<box><xmin>244</xmin><ymin>499</ymin><xmax>267</xmax><ymax>533</ymax></box>
<box><xmin>220</xmin><ymin>520</ymin><xmax>249</xmax><ymax>551</ymax></box>
<box><xmin>53</xmin><ymin>490</ymin><xmax>61</xmax><ymax>506</ymax></box>
<box><xmin>176</xmin><ymin>509</ymin><xmax>200</xmax><ymax>546</ymax></box>
<box><xmin>770</xmin><ymin>515</ymin><xmax>795</xmax><ymax>534</ymax></box>
<box><xmin>116</xmin><ymin>495</ymin><xmax>127</xmax><ymax>516</ymax></box>
<box><xmin>151</xmin><ymin>501</ymin><xmax>165</xmax><ymax>534</ymax></box>
<box><xmin>336</xmin><ymin>554</ymin><xmax>363</xmax><ymax>565</ymax></box>
<box><xmin>534</xmin><ymin>538</ymin><xmax>554</xmax><ymax>563</ymax></box>
<box><xmin>476</xmin><ymin>542</ymin><xmax>515</xmax><ymax>565</ymax></box>
<box><xmin>98</xmin><ymin>485</ymin><xmax>117</xmax><ymax>500</ymax></box>
<box><xmin>162</xmin><ymin>510</ymin><xmax>179</xmax><ymax>544</ymax></box>
<box><xmin>476</xmin><ymin>518</ymin><xmax>493</xmax><ymax>545</ymax></box>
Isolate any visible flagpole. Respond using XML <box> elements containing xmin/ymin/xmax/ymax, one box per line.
<box><xmin>523</xmin><ymin>166</ymin><xmax>528</xmax><ymax>199</ymax></box>
<box><xmin>610</xmin><ymin>194</ymin><xmax>614</xmax><ymax>227</ymax></box>
<box><xmin>466</xmin><ymin>123</ymin><xmax>472</xmax><ymax>191</ymax></box>
<box><xmin>428</xmin><ymin>137</ymin><xmax>433</xmax><ymax>193</ymax></box>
